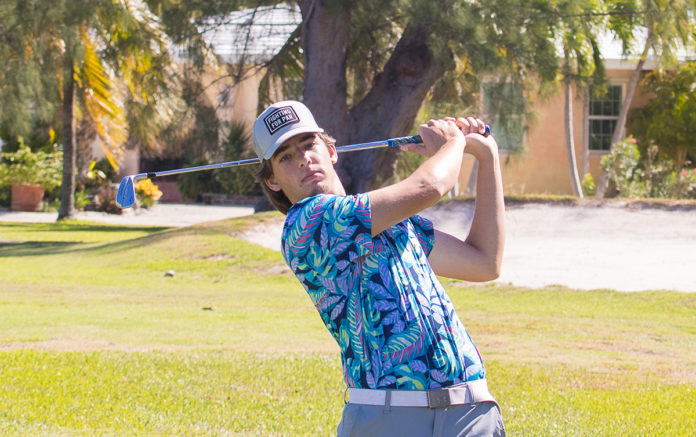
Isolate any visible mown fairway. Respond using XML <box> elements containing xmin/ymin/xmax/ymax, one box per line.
<box><xmin>1</xmin><ymin>217</ymin><xmax>695</xmax><ymax>436</ymax></box>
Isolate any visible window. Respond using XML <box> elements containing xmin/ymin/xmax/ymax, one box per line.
<box><xmin>483</xmin><ymin>83</ymin><xmax>524</xmax><ymax>151</ymax></box>
<box><xmin>589</xmin><ymin>85</ymin><xmax>622</xmax><ymax>150</ymax></box>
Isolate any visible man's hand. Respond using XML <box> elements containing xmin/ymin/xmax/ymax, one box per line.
<box><xmin>453</xmin><ymin>116</ymin><xmax>498</xmax><ymax>161</ymax></box>
<box><xmin>402</xmin><ymin>118</ymin><xmax>465</xmax><ymax>158</ymax></box>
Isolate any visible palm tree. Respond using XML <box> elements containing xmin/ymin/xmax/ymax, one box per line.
<box><xmin>596</xmin><ymin>0</ymin><xmax>696</xmax><ymax>198</ymax></box>
<box><xmin>0</xmin><ymin>0</ymin><xmax>178</xmax><ymax>219</ymax></box>
<box><xmin>59</xmin><ymin>0</ymin><xmax>180</xmax><ymax>219</ymax></box>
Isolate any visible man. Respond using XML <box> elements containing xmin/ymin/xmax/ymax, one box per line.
<box><xmin>253</xmin><ymin>100</ymin><xmax>506</xmax><ymax>436</ymax></box>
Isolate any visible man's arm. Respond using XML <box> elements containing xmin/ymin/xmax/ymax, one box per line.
<box><xmin>428</xmin><ymin>132</ymin><xmax>505</xmax><ymax>281</ymax></box>
<box><xmin>368</xmin><ymin>117</ymin><xmax>487</xmax><ymax>237</ymax></box>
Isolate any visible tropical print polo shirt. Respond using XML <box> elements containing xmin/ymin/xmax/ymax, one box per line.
<box><xmin>281</xmin><ymin>193</ymin><xmax>485</xmax><ymax>390</ymax></box>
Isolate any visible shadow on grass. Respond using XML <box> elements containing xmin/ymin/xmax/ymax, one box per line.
<box><xmin>0</xmin><ymin>221</ymin><xmax>170</xmax><ymax>234</ymax></box>
<box><xmin>0</xmin><ymin>222</ymin><xmax>172</xmax><ymax>257</ymax></box>
<box><xmin>0</xmin><ymin>215</ymin><xmax>275</xmax><ymax>259</ymax></box>
<box><xmin>0</xmin><ymin>241</ymin><xmax>83</xmax><ymax>256</ymax></box>
<box><xmin>0</xmin><ymin>223</ymin><xmax>242</xmax><ymax>258</ymax></box>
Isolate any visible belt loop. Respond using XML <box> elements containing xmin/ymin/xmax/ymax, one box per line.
<box><xmin>344</xmin><ymin>387</ymin><xmax>349</xmax><ymax>405</ymax></box>
<box><xmin>383</xmin><ymin>390</ymin><xmax>392</xmax><ymax>413</ymax></box>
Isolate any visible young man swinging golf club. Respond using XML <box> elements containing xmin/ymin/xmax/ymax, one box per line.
<box><xmin>253</xmin><ymin>100</ymin><xmax>506</xmax><ymax>437</ymax></box>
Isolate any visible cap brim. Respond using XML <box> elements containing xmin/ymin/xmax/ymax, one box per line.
<box><xmin>263</xmin><ymin>126</ymin><xmax>325</xmax><ymax>160</ymax></box>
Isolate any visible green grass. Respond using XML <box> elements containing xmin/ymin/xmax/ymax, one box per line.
<box><xmin>1</xmin><ymin>218</ymin><xmax>695</xmax><ymax>435</ymax></box>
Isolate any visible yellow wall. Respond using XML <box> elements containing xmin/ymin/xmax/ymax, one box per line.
<box><xmin>458</xmin><ymin>69</ymin><xmax>651</xmax><ymax>196</ymax></box>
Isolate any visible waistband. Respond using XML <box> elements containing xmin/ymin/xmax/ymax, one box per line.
<box><xmin>347</xmin><ymin>379</ymin><xmax>495</xmax><ymax>409</ymax></box>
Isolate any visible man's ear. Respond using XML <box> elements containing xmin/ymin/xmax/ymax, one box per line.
<box><xmin>327</xmin><ymin>142</ymin><xmax>338</xmax><ymax>164</ymax></box>
<box><xmin>264</xmin><ymin>176</ymin><xmax>282</xmax><ymax>192</ymax></box>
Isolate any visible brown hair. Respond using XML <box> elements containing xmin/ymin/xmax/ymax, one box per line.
<box><xmin>254</xmin><ymin>132</ymin><xmax>336</xmax><ymax>215</ymax></box>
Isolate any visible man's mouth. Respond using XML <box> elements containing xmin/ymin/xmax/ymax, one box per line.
<box><xmin>302</xmin><ymin>170</ymin><xmax>322</xmax><ymax>183</ymax></box>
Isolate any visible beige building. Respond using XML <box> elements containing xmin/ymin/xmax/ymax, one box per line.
<box><xmin>460</xmin><ymin>67</ymin><xmax>658</xmax><ymax>196</ymax></box>
<box><xmin>462</xmin><ymin>67</ymin><xmax>652</xmax><ymax>196</ymax></box>
<box><xmin>459</xmin><ymin>32</ymin><xmax>693</xmax><ymax>197</ymax></box>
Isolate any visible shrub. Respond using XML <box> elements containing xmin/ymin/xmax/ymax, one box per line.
<box><xmin>176</xmin><ymin>161</ymin><xmax>223</xmax><ymax>201</ymax></box>
<box><xmin>175</xmin><ymin>122</ymin><xmax>262</xmax><ymax>200</ymax></box>
<box><xmin>214</xmin><ymin>121</ymin><xmax>262</xmax><ymax>196</ymax></box>
<box><xmin>83</xmin><ymin>159</ymin><xmax>114</xmax><ymax>191</ymax></box>
<box><xmin>0</xmin><ymin>186</ymin><xmax>9</xmax><ymax>208</ymax></box>
<box><xmin>600</xmin><ymin>137</ymin><xmax>647</xmax><ymax>198</ymax></box>
<box><xmin>91</xmin><ymin>187</ymin><xmax>122</xmax><ymax>214</ymax></box>
<box><xmin>0</xmin><ymin>142</ymin><xmax>63</xmax><ymax>190</ymax></box>
<box><xmin>135</xmin><ymin>179</ymin><xmax>163</xmax><ymax>209</ymax></box>
<box><xmin>601</xmin><ymin>137</ymin><xmax>696</xmax><ymax>199</ymax></box>
<box><xmin>581</xmin><ymin>173</ymin><xmax>596</xmax><ymax>197</ymax></box>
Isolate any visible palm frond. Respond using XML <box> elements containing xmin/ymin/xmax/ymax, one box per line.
<box><xmin>78</xmin><ymin>31</ymin><xmax>127</xmax><ymax>169</ymax></box>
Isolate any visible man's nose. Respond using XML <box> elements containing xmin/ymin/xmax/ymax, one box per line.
<box><xmin>298</xmin><ymin>149</ymin><xmax>312</xmax><ymax>167</ymax></box>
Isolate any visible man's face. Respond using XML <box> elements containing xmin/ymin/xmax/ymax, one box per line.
<box><xmin>264</xmin><ymin>133</ymin><xmax>342</xmax><ymax>204</ymax></box>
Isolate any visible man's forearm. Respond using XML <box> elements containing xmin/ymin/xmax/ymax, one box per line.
<box><xmin>466</xmin><ymin>147</ymin><xmax>506</xmax><ymax>275</ymax></box>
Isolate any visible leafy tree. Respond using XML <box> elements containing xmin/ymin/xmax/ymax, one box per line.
<box><xmin>629</xmin><ymin>61</ymin><xmax>696</xmax><ymax>166</ymax></box>
<box><xmin>0</xmin><ymin>0</ymin><xmax>178</xmax><ymax>219</ymax></box>
<box><xmin>596</xmin><ymin>0</ymin><xmax>696</xmax><ymax>198</ymax></box>
<box><xmin>281</xmin><ymin>0</ymin><xmax>565</xmax><ymax>193</ymax></box>
<box><xmin>164</xmin><ymin>1</ymin><xmax>561</xmax><ymax>194</ymax></box>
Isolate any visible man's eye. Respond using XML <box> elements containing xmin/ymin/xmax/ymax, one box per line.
<box><xmin>279</xmin><ymin>154</ymin><xmax>289</xmax><ymax>162</ymax></box>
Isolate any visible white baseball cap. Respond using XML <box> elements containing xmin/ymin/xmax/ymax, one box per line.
<box><xmin>253</xmin><ymin>100</ymin><xmax>324</xmax><ymax>160</ymax></box>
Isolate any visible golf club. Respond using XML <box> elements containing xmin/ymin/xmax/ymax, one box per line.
<box><xmin>115</xmin><ymin>125</ymin><xmax>491</xmax><ymax>208</ymax></box>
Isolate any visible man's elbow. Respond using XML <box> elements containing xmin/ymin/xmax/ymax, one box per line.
<box><xmin>476</xmin><ymin>258</ymin><xmax>503</xmax><ymax>282</ymax></box>
<box><xmin>487</xmin><ymin>264</ymin><xmax>502</xmax><ymax>281</ymax></box>
<box><xmin>415</xmin><ymin>173</ymin><xmax>453</xmax><ymax>199</ymax></box>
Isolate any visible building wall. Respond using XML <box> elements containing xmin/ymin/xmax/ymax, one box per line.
<box><xmin>458</xmin><ymin>68</ymin><xmax>652</xmax><ymax>196</ymax></box>
<box><xmin>114</xmin><ymin>67</ymin><xmax>265</xmax><ymax>181</ymax></box>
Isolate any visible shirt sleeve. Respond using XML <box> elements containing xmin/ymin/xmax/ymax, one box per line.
<box><xmin>409</xmin><ymin>214</ymin><xmax>435</xmax><ymax>256</ymax></box>
<box><xmin>284</xmin><ymin>193</ymin><xmax>373</xmax><ymax>261</ymax></box>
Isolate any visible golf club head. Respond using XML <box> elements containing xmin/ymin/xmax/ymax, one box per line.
<box><xmin>115</xmin><ymin>176</ymin><xmax>137</xmax><ymax>208</ymax></box>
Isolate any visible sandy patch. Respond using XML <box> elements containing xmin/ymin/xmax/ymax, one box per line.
<box><xmin>237</xmin><ymin>201</ymin><xmax>696</xmax><ymax>292</ymax></box>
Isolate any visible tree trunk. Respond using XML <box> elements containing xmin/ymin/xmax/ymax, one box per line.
<box><xmin>298</xmin><ymin>0</ymin><xmax>451</xmax><ymax>194</ymax></box>
<box><xmin>76</xmin><ymin>116</ymin><xmax>97</xmax><ymax>190</ymax></box>
<box><xmin>563</xmin><ymin>54</ymin><xmax>583</xmax><ymax>198</ymax></box>
<box><xmin>345</xmin><ymin>23</ymin><xmax>451</xmax><ymax>193</ymax></box>
<box><xmin>298</xmin><ymin>0</ymin><xmax>350</xmax><ymax>137</ymax></box>
<box><xmin>298</xmin><ymin>0</ymin><xmax>352</xmax><ymax>184</ymax></box>
<box><xmin>581</xmin><ymin>86</ymin><xmax>590</xmax><ymax>178</ymax></box>
<box><xmin>564</xmin><ymin>80</ymin><xmax>583</xmax><ymax>198</ymax></box>
<box><xmin>595</xmin><ymin>34</ymin><xmax>652</xmax><ymax>199</ymax></box>
<box><xmin>58</xmin><ymin>53</ymin><xmax>77</xmax><ymax>220</ymax></box>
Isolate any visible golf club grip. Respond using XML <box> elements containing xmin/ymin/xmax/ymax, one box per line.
<box><xmin>405</xmin><ymin>124</ymin><xmax>491</xmax><ymax>146</ymax></box>
<box><xmin>337</xmin><ymin>124</ymin><xmax>490</xmax><ymax>153</ymax></box>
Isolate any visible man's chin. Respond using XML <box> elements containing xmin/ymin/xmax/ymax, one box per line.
<box><xmin>301</xmin><ymin>183</ymin><xmax>334</xmax><ymax>200</ymax></box>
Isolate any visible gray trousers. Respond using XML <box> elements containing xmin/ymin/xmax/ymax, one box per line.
<box><xmin>337</xmin><ymin>401</ymin><xmax>506</xmax><ymax>437</ymax></box>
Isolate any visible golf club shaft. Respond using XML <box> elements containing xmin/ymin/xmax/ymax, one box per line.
<box><xmin>116</xmin><ymin>126</ymin><xmax>490</xmax><ymax>208</ymax></box>
<box><xmin>127</xmin><ymin>125</ymin><xmax>490</xmax><ymax>182</ymax></box>
<box><xmin>125</xmin><ymin>135</ymin><xmax>419</xmax><ymax>182</ymax></box>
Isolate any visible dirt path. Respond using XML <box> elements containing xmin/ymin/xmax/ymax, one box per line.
<box><xmin>422</xmin><ymin>201</ymin><xmax>696</xmax><ymax>292</ymax></box>
<box><xmin>3</xmin><ymin>201</ymin><xmax>694</xmax><ymax>292</ymax></box>
<box><xmin>239</xmin><ymin>201</ymin><xmax>696</xmax><ymax>293</ymax></box>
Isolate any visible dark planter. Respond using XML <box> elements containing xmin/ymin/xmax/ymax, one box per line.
<box><xmin>11</xmin><ymin>184</ymin><xmax>45</xmax><ymax>211</ymax></box>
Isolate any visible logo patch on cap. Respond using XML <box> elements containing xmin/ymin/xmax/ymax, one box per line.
<box><xmin>264</xmin><ymin>106</ymin><xmax>299</xmax><ymax>135</ymax></box>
